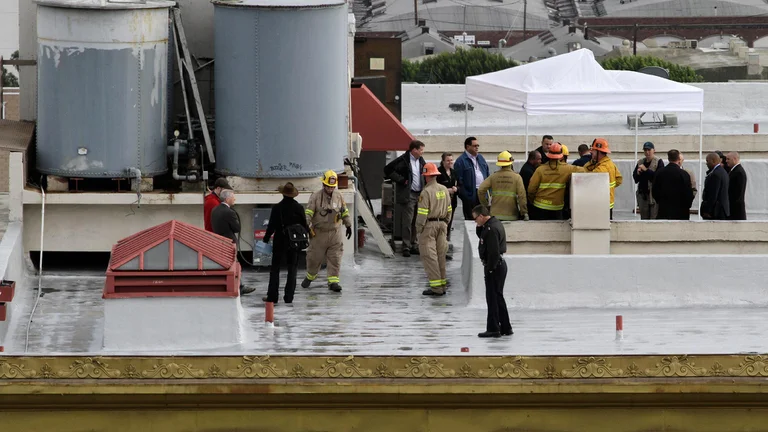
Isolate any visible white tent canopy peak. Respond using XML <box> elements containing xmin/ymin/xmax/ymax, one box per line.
<box><xmin>465</xmin><ymin>49</ymin><xmax>704</xmax><ymax>115</ymax></box>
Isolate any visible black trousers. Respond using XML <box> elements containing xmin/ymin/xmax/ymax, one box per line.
<box><xmin>485</xmin><ymin>260</ymin><xmax>512</xmax><ymax>333</ymax></box>
<box><xmin>530</xmin><ymin>206</ymin><xmax>563</xmax><ymax>221</ymax></box>
<box><xmin>461</xmin><ymin>196</ymin><xmax>480</xmax><ymax>220</ymax></box>
<box><xmin>266</xmin><ymin>239</ymin><xmax>299</xmax><ymax>303</ymax></box>
<box><xmin>447</xmin><ymin>196</ymin><xmax>457</xmax><ymax>241</ymax></box>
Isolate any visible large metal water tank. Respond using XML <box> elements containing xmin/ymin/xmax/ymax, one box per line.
<box><xmin>36</xmin><ymin>0</ymin><xmax>174</xmax><ymax>178</ymax></box>
<box><xmin>212</xmin><ymin>0</ymin><xmax>349</xmax><ymax>178</ymax></box>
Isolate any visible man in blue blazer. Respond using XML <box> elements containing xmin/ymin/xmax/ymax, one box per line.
<box><xmin>453</xmin><ymin>137</ymin><xmax>490</xmax><ymax>220</ymax></box>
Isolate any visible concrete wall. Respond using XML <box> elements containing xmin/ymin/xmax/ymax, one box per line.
<box><xmin>21</xmin><ymin>190</ymin><xmax>357</xmax><ymax>263</ymax></box>
<box><xmin>462</xmin><ymin>221</ymin><xmax>768</xmax><ymax>310</ymax></box>
<box><xmin>403</xmin><ymin>83</ymin><xmax>768</xmax><ymax>159</ymax></box>
<box><xmin>502</xmin><ymin>220</ymin><xmax>768</xmax><ymax>254</ymax></box>
<box><xmin>23</xmin><ymin>203</ymin><xmax>202</xmax><ymax>253</ymax></box>
<box><xmin>103</xmin><ymin>297</ymin><xmax>245</xmax><ymax>353</ymax></box>
<box><xmin>0</xmin><ymin>222</ymin><xmax>27</xmax><ymax>348</ymax></box>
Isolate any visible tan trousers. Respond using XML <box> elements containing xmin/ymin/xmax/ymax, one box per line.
<box><xmin>306</xmin><ymin>227</ymin><xmax>344</xmax><ymax>285</ymax></box>
<box><xmin>418</xmin><ymin>221</ymin><xmax>448</xmax><ymax>294</ymax></box>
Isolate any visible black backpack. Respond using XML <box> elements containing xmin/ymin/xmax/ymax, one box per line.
<box><xmin>282</xmin><ymin>208</ymin><xmax>310</xmax><ymax>251</ymax></box>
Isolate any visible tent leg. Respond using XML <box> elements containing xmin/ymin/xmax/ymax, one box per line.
<box><xmin>634</xmin><ymin>114</ymin><xmax>639</xmax><ymax>218</ymax></box>
<box><xmin>525</xmin><ymin>114</ymin><xmax>529</xmax><ymax>155</ymax></box>
<box><xmin>699</xmin><ymin>112</ymin><xmax>704</xmax><ymax>221</ymax></box>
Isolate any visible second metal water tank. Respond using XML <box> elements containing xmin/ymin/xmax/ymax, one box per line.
<box><xmin>36</xmin><ymin>0</ymin><xmax>174</xmax><ymax>178</ymax></box>
<box><xmin>213</xmin><ymin>0</ymin><xmax>349</xmax><ymax>178</ymax></box>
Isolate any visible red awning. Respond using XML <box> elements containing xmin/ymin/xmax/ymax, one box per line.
<box><xmin>351</xmin><ymin>84</ymin><xmax>414</xmax><ymax>152</ymax></box>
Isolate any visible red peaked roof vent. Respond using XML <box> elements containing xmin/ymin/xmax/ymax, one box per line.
<box><xmin>108</xmin><ymin>220</ymin><xmax>236</xmax><ymax>272</ymax></box>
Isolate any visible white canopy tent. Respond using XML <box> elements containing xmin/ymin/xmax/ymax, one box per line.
<box><xmin>464</xmin><ymin>49</ymin><xmax>705</xmax><ymax>218</ymax></box>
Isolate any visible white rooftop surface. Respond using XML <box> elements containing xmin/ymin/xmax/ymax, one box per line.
<box><xmin>358</xmin><ymin>0</ymin><xmax>550</xmax><ymax>32</ymax></box>
<box><xmin>601</xmin><ymin>0</ymin><xmax>768</xmax><ymax>17</ymax></box>
<box><xmin>403</xmin><ymin>83</ymin><xmax>768</xmax><ymax>136</ymax></box>
<box><xmin>3</xmin><ymin>206</ymin><xmax>768</xmax><ymax>357</ymax></box>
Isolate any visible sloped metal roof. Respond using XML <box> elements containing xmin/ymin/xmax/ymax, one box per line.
<box><xmin>0</xmin><ymin>120</ymin><xmax>34</xmax><ymax>152</ymax></box>
<box><xmin>108</xmin><ymin>220</ymin><xmax>236</xmax><ymax>271</ymax></box>
<box><xmin>351</xmin><ymin>84</ymin><xmax>415</xmax><ymax>151</ymax></box>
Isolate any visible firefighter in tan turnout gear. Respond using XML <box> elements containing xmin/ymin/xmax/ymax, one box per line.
<box><xmin>478</xmin><ymin>151</ymin><xmax>529</xmax><ymax>221</ymax></box>
<box><xmin>301</xmin><ymin>170</ymin><xmax>353</xmax><ymax>293</ymax></box>
<box><xmin>416</xmin><ymin>163</ymin><xmax>452</xmax><ymax>296</ymax></box>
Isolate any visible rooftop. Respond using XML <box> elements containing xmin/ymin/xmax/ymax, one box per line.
<box><xmin>2</xmin><ymin>210</ymin><xmax>768</xmax><ymax>356</ymax></box>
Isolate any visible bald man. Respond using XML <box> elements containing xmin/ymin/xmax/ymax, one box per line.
<box><xmin>701</xmin><ymin>152</ymin><xmax>730</xmax><ymax>220</ymax></box>
<box><xmin>726</xmin><ymin>152</ymin><xmax>747</xmax><ymax>220</ymax></box>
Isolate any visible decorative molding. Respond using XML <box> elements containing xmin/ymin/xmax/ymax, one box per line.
<box><xmin>561</xmin><ymin>357</ymin><xmax>623</xmax><ymax>378</ymax></box>
<box><xmin>1</xmin><ymin>354</ymin><xmax>768</xmax><ymax>381</ymax></box>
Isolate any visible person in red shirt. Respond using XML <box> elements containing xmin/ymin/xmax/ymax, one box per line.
<box><xmin>204</xmin><ymin>178</ymin><xmax>232</xmax><ymax>232</ymax></box>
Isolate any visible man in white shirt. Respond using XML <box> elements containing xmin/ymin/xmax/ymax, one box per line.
<box><xmin>384</xmin><ymin>140</ymin><xmax>426</xmax><ymax>257</ymax></box>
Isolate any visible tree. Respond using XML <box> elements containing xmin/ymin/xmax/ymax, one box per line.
<box><xmin>2</xmin><ymin>50</ymin><xmax>20</xmax><ymax>87</ymax></box>
<box><xmin>402</xmin><ymin>48</ymin><xmax>518</xmax><ymax>84</ymax></box>
<box><xmin>600</xmin><ymin>55</ymin><xmax>704</xmax><ymax>83</ymax></box>
<box><xmin>2</xmin><ymin>67</ymin><xmax>18</xmax><ymax>87</ymax></box>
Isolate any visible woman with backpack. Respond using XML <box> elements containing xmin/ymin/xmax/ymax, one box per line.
<box><xmin>261</xmin><ymin>182</ymin><xmax>310</xmax><ymax>304</ymax></box>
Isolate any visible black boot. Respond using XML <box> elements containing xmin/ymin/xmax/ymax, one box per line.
<box><xmin>301</xmin><ymin>277</ymin><xmax>312</xmax><ymax>288</ymax></box>
<box><xmin>478</xmin><ymin>331</ymin><xmax>501</xmax><ymax>338</ymax></box>
<box><xmin>329</xmin><ymin>283</ymin><xmax>342</xmax><ymax>292</ymax></box>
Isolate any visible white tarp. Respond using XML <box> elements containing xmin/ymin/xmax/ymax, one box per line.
<box><xmin>465</xmin><ymin>49</ymin><xmax>704</xmax><ymax>115</ymax></box>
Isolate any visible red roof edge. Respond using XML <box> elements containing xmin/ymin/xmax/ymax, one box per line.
<box><xmin>108</xmin><ymin>220</ymin><xmax>236</xmax><ymax>272</ymax></box>
<box><xmin>351</xmin><ymin>84</ymin><xmax>415</xmax><ymax>152</ymax></box>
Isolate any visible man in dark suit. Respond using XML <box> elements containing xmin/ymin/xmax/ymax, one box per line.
<box><xmin>726</xmin><ymin>152</ymin><xmax>747</xmax><ymax>220</ymax></box>
<box><xmin>701</xmin><ymin>153</ymin><xmax>730</xmax><ymax>220</ymax></box>
<box><xmin>211</xmin><ymin>190</ymin><xmax>255</xmax><ymax>295</ymax></box>
<box><xmin>572</xmin><ymin>144</ymin><xmax>592</xmax><ymax>167</ymax></box>
<box><xmin>652</xmin><ymin>150</ymin><xmax>694</xmax><ymax>220</ymax></box>
<box><xmin>519</xmin><ymin>150</ymin><xmax>541</xmax><ymax>192</ymax></box>
<box><xmin>261</xmin><ymin>182</ymin><xmax>309</xmax><ymax>304</ymax></box>
<box><xmin>453</xmin><ymin>137</ymin><xmax>490</xmax><ymax>220</ymax></box>
<box><xmin>384</xmin><ymin>140</ymin><xmax>426</xmax><ymax>257</ymax></box>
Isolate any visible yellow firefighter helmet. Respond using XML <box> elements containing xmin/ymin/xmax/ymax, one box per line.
<box><xmin>321</xmin><ymin>170</ymin><xmax>338</xmax><ymax>187</ymax></box>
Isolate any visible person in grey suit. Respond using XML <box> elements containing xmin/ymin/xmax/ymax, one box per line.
<box><xmin>211</xmin><ymin>190</ymin><xmax>255</xmax><ymax>295</ymax></box>
<box><xmin>701</xmin><ymin>153</ymin><xmax>730</xmax><ymax>220</ymax></box>
<box><xmin>726</xmin><ymin>152</ymin><xmax>748</xmax><ymax>220</ymax></box>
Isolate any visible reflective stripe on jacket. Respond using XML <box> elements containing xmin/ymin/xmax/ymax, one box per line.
<box><xmin>305</xmin><ymin>189</ymin><xmax>351</xmax><ymax>231</ymax></box>
<box><xmin>415</xmin><ymin>181</ymin><xmax>452</xmax><ymax>233</ymax></box>
<box><xmin>478</xmin><ymin>167</ymin><xmax>528</xmax><ymax>221</ymax></box>
<box><xmin>527</xmin><ymin>161</ymin><xmax>584</xmax><ymax>211</ymax></box>
<box><xmin>585</xmin><ymin>156</ymin><xmax>623</xmax><ymax>208</ymax></box>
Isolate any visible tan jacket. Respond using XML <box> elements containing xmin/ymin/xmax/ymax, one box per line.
<box><xmin>478</xmin><ymin>167</ymin><xmax>528</xmax><ymax>220</ymax></box>
<box><xmin>415</xmin><ymin>180</ymin><xmax>452</xmax><ymax>233</ymax></box>
<box><xmin>585</xmin><ymin>156</ymin><xmax>623</xmax><ymax>208</ymax></box>
<box><xmin>528</xmin><ymin>161</ymin><xmax>584</xmax><ymax>211</ymax></box>
<box><xmin>305</xmin><ymin>189</ymin><xmax>351</xmax><ymax>232</ymax></box>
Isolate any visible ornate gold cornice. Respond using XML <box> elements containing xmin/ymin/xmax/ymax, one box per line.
<box><xmin>1</xmin><ymin>354</ymin><xmax>768</xmax><ymax>381</ymax></box>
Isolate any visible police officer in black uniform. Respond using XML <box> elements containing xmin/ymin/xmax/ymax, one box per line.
<box><xmin>472</xmin><ymin>205</ymin><xmax>513</xmax><ymax>338</ymax></box>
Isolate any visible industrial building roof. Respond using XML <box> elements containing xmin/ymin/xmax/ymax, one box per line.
<box><xmin>355</xmin><ymin>0</ymin><xmax>550</xmax><ymax>33</ymax></box>
<box><xmin>33</xmin><ymin>0</ymin><xmax>175</xmax><ymax>10</ymax></box>
<box><xmin>600</xmin><ymin>0</ymin><xmax>768</xmax><ymax>18</ymax></box>
<box><xmin>211</xmin><ymin>0</ymin><xmax>346</xmax><ymax>8</ymax></box>
<box><xmin>499</xmin><ymin>25</ymin><xmax>611</xmax><ymax>62</ymax></box>
<box><xmin>108</xmin><ymin>220</ymin><xmax>236</xmax><ymax>272</ymax></box>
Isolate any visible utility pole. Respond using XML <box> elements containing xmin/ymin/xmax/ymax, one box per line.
<box><xmin>414</xmin><ymin>0</ymin><xmax>419</xmax><ymax>26</ymax></box>
<box><xmin>633</xmin><ymin>23</ymin><xmax>638</xmax><ymax>56</ymax></box>
<box><xmin>523</xmin><ymin>0</ymin><xmax>528</xmax><ymax>40</ymax></box>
